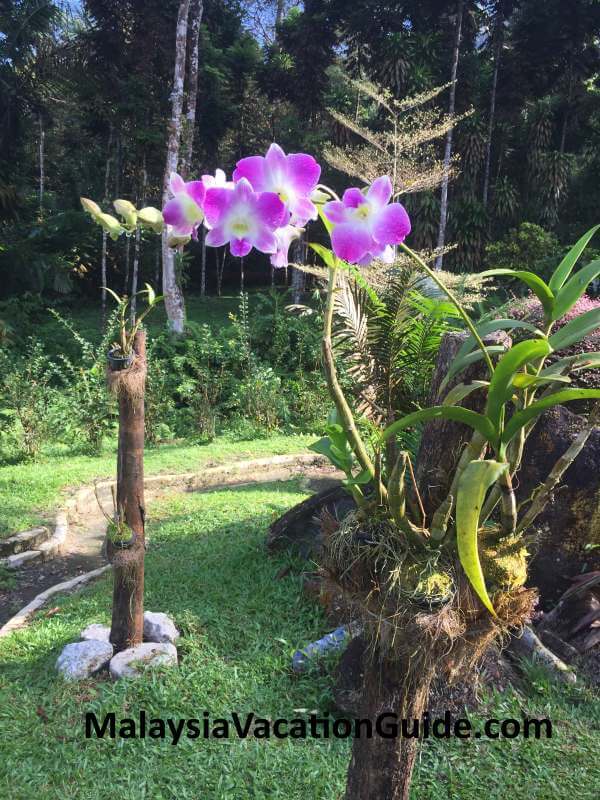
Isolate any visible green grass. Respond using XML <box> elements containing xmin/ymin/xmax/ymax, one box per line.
<box><xmin>0</xmin><ymin>481</ymin><xmax>599</xmax><ymax>799</ymax></box>
<box><xmin>0</xmin><ymin>432</ymin><xmax>314</xmax><ymax>536</ymax></box>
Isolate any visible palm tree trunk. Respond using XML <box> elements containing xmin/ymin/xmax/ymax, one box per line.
<box><xmin>434</xmin><ymin>0</ymin><xmax>464</xmax><ymax>270</ymax></box>
<box><xmin>162</xmin><ymin>0</ymin><xmax>191</xmax><ymax>335</ymax></box>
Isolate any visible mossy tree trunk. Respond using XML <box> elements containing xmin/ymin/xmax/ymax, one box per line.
<box><xmin>344</xmin><ymin>648</ymin><xmax>434</xmax><ymax>800</ymax></box>
<box><xmin>108</xmin><ymin>330</ymin><xmax>147</xmax><ymax>652</ymax></box>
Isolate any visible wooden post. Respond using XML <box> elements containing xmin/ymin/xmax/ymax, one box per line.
<box><xmin>107</xmin><ymin>330</ymin><xmax>147</xmax><ymax>652</ymax></box>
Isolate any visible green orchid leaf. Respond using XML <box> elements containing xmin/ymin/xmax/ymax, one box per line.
<box><xmin>456</xmin><ymin>460</ymin><xmax>508</xmax><ymax>616</ymax></box>
<box><xmin>549</xmin><ymin>307</ymin><xmax>600</xmax><ymax>351</ymax></box>
<box><xmin>485</xmin><ymin>340</ymin><xmax>552</xmax><ymax>432</ymax></box>
<box><xmin>382</xmin><ymin>405</ymin><xmax>496</xmax><ymax>444</ymax></box>
<box><xmin>540</xmin><ymin>352</ymin><xmax>600</xmax><ymax>377</ymax></box>
<box><xmin>440</xmin><ymin>345</ymin><xmax>507</xmax><ymax>392</ymax></box>
<box><xmin>501</xmin><ymin>389</ymin><xmax>600</xmax><ymax>447</ymax></box>
<box><xmin>552</xmin><ymin>259</ymin><xmax>600</xmax><ymax>321</ymax></box>
<box><xmin>479</xmin><ymin>269</ymin><xmax>554</xmax><ymax>316</ymax></box>
<box><xmin>308</xmin><ymin>242</ymin><xmax>335</xmax><ymax>269</ymax></box>
<box><xmin>512</xmin><ymin>373</ymin><xmax>570</xmax><ymax>389</ymax></box>
<box><xmin>549</xmin><ymin>224</ymin><xmax>600</xmax><ymax>293</ymax></box>
<box><xmin>442</xmin><ymin>381</ymin><xmax>489</xmax><ymax>406</ymax></box>
<box><xmin>454</xmin><ymin>318</ymin><xmax>544</xmax><ymax>365</ymax></box>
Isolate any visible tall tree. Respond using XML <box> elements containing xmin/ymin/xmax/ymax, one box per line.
<box><xmin>161</xmin><ymin>0</ymin><xmax>191</xmax><ymax>334</ymax></box>
<box><xmin>180</xmin><ymin>0</ymin><xmax>204</xmax><ymax>177</ymax></box>
<box><xmin>434</xmin><ymin>0</ymin><xmax>464</xmax><ymax>270</ymax></box>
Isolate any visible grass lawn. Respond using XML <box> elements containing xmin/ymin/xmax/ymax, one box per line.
<box><xmin>1</xmin><ymin>481</ymin><xmax>599</xmax><ymax>799</ymax></box>
<box><xmin>0</xmin><ymin>432</ymin><xmax>315</xmax><ymax>536</ymax></box>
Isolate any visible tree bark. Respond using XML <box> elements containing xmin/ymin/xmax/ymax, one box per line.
<box><xmin>131</xmin><ymin>158</ymin><xmax>147</xmax><ymax>322</ymax></box>
<box><xmin>38</xmin><ymin>114</ymin><xmax>44</xmax><ymax>215</ymax></box>
<box><xmin>108</xmin><ymin>330</ymin><xmax>147</xmax><ymax>652</ymax></box>
<box><xmin>180</xmin><ymin>0</ymin><xmax>203</xmax><ymax>178</ymax></box>
<box><xmin>200</xmin><ymin>226</ymin><xmax>207</xmax><ymax>296</ymax></box>
<box><xmin>434</xmin><ymin>0</ymin><xmax>464</xmax><ymax>270</ymax></box>
<box><xmin>344</xmin><ymin>648</ymin><xmax>434</xmax><ymax>800</ymax></box>
<box><xmin>216</xmin><ymin>247</ymin><xmax>225</xmax><ymax>296</ymax></box>
<box><xmin>162</xmin><ymin>0</ymin><xmax>191</xmax><ymax>335</ymax></box>
<box><xmin>101</xmin><ymin>126</ymin><xmax>114</xmax><ymax>326</ymax></box>
<box><xmin>482</xmin><ymin>8</ymin><xmax>503</xmax><ymax>209</ymax></box>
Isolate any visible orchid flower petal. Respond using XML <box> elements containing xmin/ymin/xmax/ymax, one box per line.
<box><xmin>372</xmin><ymin>202</ymin><xmax>411</xmax><ymax>245</ymax></box>
<box><xmin>323</xmin><ymin>200</ymin><xmax>348</xmax><ymax>225</ymax></box>
<box><xmin>366</xmin><ymin>175</ymin><xmax>393</xmax><ymax>208</ymax></box>
<box><xmin>331</xmin><ymin>223</ymin><xmax>372</xmax><ymax>263</ymax></box>
<box><xmin>342</xmin><ymin>187</ymin><xmax>367</xmax><ymax>208</ymax></box>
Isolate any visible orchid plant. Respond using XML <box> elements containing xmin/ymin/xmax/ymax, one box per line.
<box><xmin>82</xmin><ymin>144</ymin><xmax>600</xmax><ymax>619</ymax></box>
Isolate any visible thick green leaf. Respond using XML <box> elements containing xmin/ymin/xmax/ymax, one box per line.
<box><xmin>501</xmin><ymin>389</ymin><xmax>600</xmax><ymax>448</ymax></box>
<box><xmin>552</xmin><ymin>259</ymin><xmax>600</xmax><ymax>320</ymax></box>
<box><xmin>382</xmin><ymin>405</ymin><xmax>496</xmax><ymax>444</ymax></box>
<box><xmin>540</xmin><ymin>351</ymin><xmax>600</xmax><ymax>377</ymax></box>
<box><xmin>549</xmin><ymin>225</ymin><xmax>600</xmax><ymax>293</ymax></box>
<box><xmin>442</xmin><ymin>381</ymin><xmax>489</xmax><ymax>406</ymax></box>
<box><xmin>512</xmin><ymin>374</ymin><xmax>570</xmax><ymax>389</ymax></box>
<box><xmin>308</xmin><ymin>242</ymin><xmax>335</xmax><ymax>269</ymax></box>
<box><xmin>479</xmin><ymin>269</ymin><xmax>554</xmax><ymax>316</ymax></box>
<box><xmin>454</xmin><ymin>318</ymin><xmax>543</xmax><ymax>365</ymax></box>
<box><xmin>549</xmin><ymin>307</ymin><xmax>600</xmax><ymax>351</ymax></box>
<box><xmin>456</xmin><ymin>460</ymin><xmax>508</xmax><ymax>616</ymax></box>
<box><xmin>309</xmin><ymin>437</ymin><xmax>353</xmax><ymax>473</ymax></box>
<box><xmin>485</xmin><ymin>339</ymin><xmax>552</xmax><ymax>432</ymax></box>
<box><xmin>440</xmin><ymin>345</ymin><xmax>506</xmax><ymax>391</ymax></box>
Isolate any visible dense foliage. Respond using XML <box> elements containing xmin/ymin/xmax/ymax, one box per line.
<box><xmin>2</xmin><ymin>0</ymin><xmax>600</xmax><ymax>303</ymax></box>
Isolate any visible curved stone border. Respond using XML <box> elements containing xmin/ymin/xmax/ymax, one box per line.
<box><xmin>0</xmin><ymin>565</ymin><xmax>111</xmax><ymax>638</ymax></box>
<box><xmin>1</xmin><ymin>454</ymin><xmax>332</xmax><ymax>571</ymax></box>
<box><xmin>0</xmin><ymin>453</ymin><xmax>336</xmax><ymax>638</ymax></box>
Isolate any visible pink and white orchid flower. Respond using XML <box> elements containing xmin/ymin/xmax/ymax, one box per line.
<box><xmin>162</xmin><ymin>172</ymin><xmax>205</xmax><ymax>240</ymax></box>
<box><xmin>201</xmin><ymin>168</ymin><xmax>233</xmax><ymax>190</ymax></box>
<box><xmin>271</xmin><ymin>225</ymin><xmax>302</xmax><ymax>268</ymax></box>
<box><xmin>323</xmin><ymin>176</ymin><xmax>411</xmax><ymax>265</ymax></box>
<box><xmin>233</xmin><ymin>143</ymin><xmax>321</xmax><ymax>227</ymax></box>
<box><xmin>203</xmin><ymin>178</ymin><xmax>286</xmax><ymax>258</ymax></box>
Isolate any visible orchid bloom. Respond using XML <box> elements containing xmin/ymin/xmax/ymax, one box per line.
<box><xmin>323</xmin><ymin>176</ymin><xmax>411</xmax><ymax>265</ymax></box>
<box><xmin>203</xmin><ymin>177</ymin><xmax>286</xmax><ymax>257</ymax></box>
<box><xmin>271</xmin><ymin>225</ymin><xmax>302</xmax><ymax>268</ymax></box>
<box><xmin>162</xmin><ymin>172</ymin><xmax>205</xmax><ymax>240</ymax></box>
<box><xmin>233</xmin><ymin>143</ymin><xmax>321</xmax><ymax>227</ymax></box>
<box><xmin>202</xmin><ymin>168</ymin><xmax>233</xmax><ymax>190</ymax></box>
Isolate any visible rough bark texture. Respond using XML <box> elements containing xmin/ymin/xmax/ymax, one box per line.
<box><xmin>415</xmin><ymin>330</ymin><xmax>510</xmax><ymax>518</ymax></box>
<box><xmin>518</xmin><ymin>405</ymin><xmax>600</xmax><ymax>605</ymax></box>
<box><xmin>108</xmin><ymin>331</ymin><xmax>147</xmax><ymax>652</ymax></box>
<box><xmin>161</xmin><ymin>0</ymin><xmax>191</xmax><ymax>335</ymax></box>
<box><xmin>434</xmin><ymin>0</ymin><xmax>464</xmax><ymax>270</ymax></box>
<box><xmin>344</xmin><ymin>647</ymin><xmax>434</xmax><ymax>800</ymax></box>
<box><xmin>180</xmin><ymin>0</ymin><xmax>204</xmax><ymax>177</ymax></box>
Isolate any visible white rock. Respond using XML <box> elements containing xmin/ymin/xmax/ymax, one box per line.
<box><xmin>143</xmin><ymin>611</ymin><xmax>180</xmax><ymax>644</ymax></box>
<box><xmin>56</xmin><ymin>640</ymin><xmax>113</xmax><ymax>680</ymax></box>
<box><xmin>80</xmin><ymin>623</ymin><xmax>111</xmax><ymax>643</ymax></box>
<box><xmin>109</xmin><ymin>642</ymin><xmax>178</xmax><ymax>680</ymax></box>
